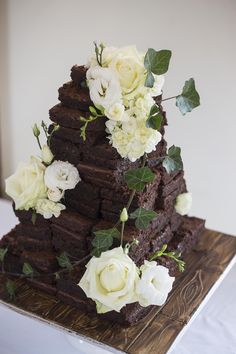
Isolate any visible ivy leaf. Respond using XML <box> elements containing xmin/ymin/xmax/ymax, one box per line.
<box><xmin>146</xmin><ymin>104</ymin><xmax>163</xmax><ymax>131</ymax></box>
<box><xmin>162</xmin><ymin>145</ymin><xmax>183</xmax><ymax>173</ymax></box>
<box><xmin>130</xmin><ymin>207</ymin><xmax>157</xmax><ymax>229</ymax></box>
<box><xmin>144</xmin><ymin>48</ymin><xmax>172</xmax><ymax>75</ymax></box>
<box><xmin>145</xmin><ymin>71</ymin><xmax>155</xmax><ymax>88</ymax></box>
<box><xmin>5</xmin><ymin>279</ymin><xmax>15</xmax><ymax>300</ymax></box>
<box><xmin>56</xmin><ymin>252</ymin><xmax>73</xmax><ymax>271</ymax></box>
<box><xmin>0</xmin><ymin>248</ymin><xmax>8</xmax><ymax>262</ymax></box>
<box><xmin>92</xmin><ymin>228</ymin><xmax>120</xmax><ymax>257</ymax></box>
<box><xmin>124</xmin><ymin>167</ymin><xmax>155</xmax><ymax>191</ymax></box>
<box><xmin>176</xmin><ymin>78</ymin><xmax>200</xmax><ymax>115</ymax></box>
<box><xmin>93</xmin><ymin>228</ymin><xmax>120</xmax><ymax>240</ymax></box>
<box><xmin>22</xmin><ymin>262</ymin><xmax>34</xmax><ymax>277</ymax></box>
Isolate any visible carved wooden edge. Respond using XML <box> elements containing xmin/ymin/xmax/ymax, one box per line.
<box><xmin>0</xmin><ymin>229</ymin><xmax>235</xmax><ymax>354</ymax></box>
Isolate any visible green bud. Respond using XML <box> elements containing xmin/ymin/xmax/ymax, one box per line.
<box><xmin>120</xmin><ymin>208</ymin><xmax>128</xmax><ymax>222</ymax></box>
<box><xmin>89</xmin><ymin>106</ymin><xmax>97</xmax><ymax>116</ymax></box>
<box><xmin>32</xmin><ymin>123</ymin><xmax>40</xmax><ymax>137</ymax></box>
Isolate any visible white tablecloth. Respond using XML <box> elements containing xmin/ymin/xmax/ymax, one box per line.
<box><xmin>0</xmin><ymin>199</ymin><xmax>235</xmax><ymax>354</ymax></box>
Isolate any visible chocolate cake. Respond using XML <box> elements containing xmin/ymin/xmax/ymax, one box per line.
<box><xmin>1</xmin><ymin>47</ymin><xmax>205</xmax><ymax>326</ymax></box>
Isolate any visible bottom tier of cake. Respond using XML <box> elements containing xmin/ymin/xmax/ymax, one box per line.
<box><xmin>0</xmin><ymin>213</ymin><xmax>205</xmax><ymax>326</ymax></box>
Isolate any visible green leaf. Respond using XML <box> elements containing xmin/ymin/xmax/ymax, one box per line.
<box><xmin>22</xmin><ymin>262</ymin><xmax>34</xmax><ymax>277</ymax></box>
<box><xmin>176</xmin><ymin>78</ymin><xmax>200</xmax><ymax>115</ymax></box>
<box><xmin>92</xmin><ymin>228</ymin><xmax>120</xmax><ymax>257</ymax></box>
<box><xmin>162</xmin><ymin>145</ymin><xmax>183</xmax><ymax>174</ymax></box>
<box><xmin>5</xmin><ymin>279</ymin><xmax>15</xmax><ymax>300</ymax></box>
<box><xmin>124</xmin><ymin>167</ymin><xmax>155</xmax><ymax>191</ymax></box>
<box><xmin>146</xmin><ymin>104</ymin><xmax>163</xmax><ymax>131</ymax></box>
<box><xmin>93</xmin><ymin>228</ymin><xmax>120</xmax><ymax>240</ymax></box>
<box><xmin>130</xmin><ymin>207</ymin><xmax>157</xmax><ymax>229</ymax></box>
<box><xmin>56</xmin><ymin>252</ymin><xmax>73</xmax><ymax>271</ymax></box>
<box><xmin>0</xmin><ymin>248</ymin><xmax>8</xmax><ymax>262</ymax></box>
<box><xmin>144</xmin><ymin>48</ymin><xmax>172</xmax><ymax>75</ymax></box>
<box><xmin>145</xmin><ymin>71</ymin><xmax>155</xmax><ymax>88</ymax></box>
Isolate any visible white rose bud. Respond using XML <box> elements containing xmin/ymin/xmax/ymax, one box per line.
<box><xmin>41</xmin><ymin>145</ymin><xmax>54</xmax><ymax>165</ymax></box>
<box><xmin>120</xmin><ymin>207</ymin><xmax>128</xmax><ymax>222</ymax></box>
<box><xmin>47</xmin><ymin>188</ymin><xmax>64</xmax><ymax>202</ymax></box>
<box><xmin>175</xmin><ymin>192</ymin><xmax>192</xmax><ymax>216</ymax></box>
<box><xmin>32</xmin><ymin>123</ymin><xmax>40</xmax><ymax>137</ymax></box>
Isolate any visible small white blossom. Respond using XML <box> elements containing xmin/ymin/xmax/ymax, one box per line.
<box><xmin>35</xmin><ymin>199</ymin><xmax>66</xmax><ymax>219</ymax></box>
<box><xmin>175</xmin><ymin>192</ymin><xmax>192</xmax><ymax>216</ymax></box>
<box><xmin>104</xmin><ymin>102</ymin><xmax>128</xmax><ymax>122</ymax></box>
<box><xmin>107</xmin><ymin>116</ymin><xmax>162</xmax><ymax>162</ymax></box>
<box><xmin>47</xmin><ymin>188</ymin><xmax>64</xmax><ymax>202</ymax></box>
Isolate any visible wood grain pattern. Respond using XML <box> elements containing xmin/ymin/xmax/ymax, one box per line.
<box><xmin>0</xmin><ymin>229</ymin><xmax>235</xmax><ymax>354</ymax></box>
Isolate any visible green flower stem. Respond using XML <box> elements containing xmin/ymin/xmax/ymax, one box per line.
<box><xmin>120</xmin><ymin>221</ymin><xmax>125</xmax><ymax>247</ymax></box>
<box><xmin>162</xmin><ymin>96</ymin><xmax>177</xmax><ymax>101</ymax></box>
<box><xmin>36</xmin><ymin>136</ymin><xmax>42</xmax><ymax>150</ymax></box>
<box><xmin>0</xmin><ymin>253</ymin><xmax>92</xmax><ymax>280</ymax></box>
<box><xmin>159</xmin><ymin>95</ymin><xmax>177</xmax><ymax>102</ymax></box>
<box><xmin>119</xmin><ymin>154</ymin><xmax>147</xmax><ymax>246</ymax></box>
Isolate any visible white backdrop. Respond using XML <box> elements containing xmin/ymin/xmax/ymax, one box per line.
<box><xmin>0</xmin><ymin>0</ymin><xmax>236</xmax><ymax>235</ymax></box>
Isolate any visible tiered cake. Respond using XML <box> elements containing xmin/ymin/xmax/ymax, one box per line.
<box><xmin>0</xmin><ymin>45</ymin><xmax>205</xmax><ymax>325</ymax></box>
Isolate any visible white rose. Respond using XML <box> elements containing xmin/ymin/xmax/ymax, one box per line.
<box><xmin>35</xmin><ymin>198</ymin><xmax>66</xmax><ymax>219</ymax></box>
<box><xmin>136</xmin><ymin>261</ymin><xmax>175</xmax><ymax>307</ymax></box>
<box><xmin>78</xmin><ymin>247</ymin><xmax>139</xmax><ymax>313</ymax></box>
<box><xmin>47</xmin><ymin>188</ymin><xmax>64</xmax><ymax>202</ymax></box>
<box><xmin>175</xmin><ymin>192</ymin><xmax>192</xmax><ymax>216</ymax></box>
<box><xmin>44</xmin><ymin>160</ymin><xmax>80</xmax><ymax>191</ymax></box>
<box><xmin>108</xmin><ymin>116</ymin><xmax>162</xmax><ymax>162</ymax></box>
<box><xmin>104</xmin><ymin>102</ymin><xmax>128</xmax><ymax>122</ymax></box>
<box><xmin>41</xmin><ymin>145</ymin><xmax>54</xmax><ymax>165</ymax></box>
<box><xmin>5</xmin><ymin>157</ymin><xmax>47</xmax><ymax>210</ymax></box>
<box><xmin>109</xmin><ymin>46</ymin><xmax>146</xmax><ymax>99</ymax></box>
<box><xmin>86</xmin><ymin>66</ymin><xmax>122</xmax><ymax>111</ymax></box>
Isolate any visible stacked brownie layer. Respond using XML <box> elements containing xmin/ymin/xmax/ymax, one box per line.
<box><xmin>0</xmin><ymin>64</ymin><xmax>205</xmax><ymax>325</ymax></box>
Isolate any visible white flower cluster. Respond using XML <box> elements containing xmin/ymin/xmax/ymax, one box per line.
<box><xmin>5</xmin><ymin>146</ymin><xmax>80</xmax><ymax>219</ymax></box>
<box><xmin>86</xmin><ymin>45</ymin><xmax>164</xmax><ymax>162</ymax></box>
<box><xmin>79</xmin><ymin>247</ymin><xmax>174</xmax><ymax>314</ymax></box>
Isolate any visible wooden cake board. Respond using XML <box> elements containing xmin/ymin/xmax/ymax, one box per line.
<box><xmin>0</xmin><ymin>229</ymin><xmax>236</xmax><ymax>354</ymax></box>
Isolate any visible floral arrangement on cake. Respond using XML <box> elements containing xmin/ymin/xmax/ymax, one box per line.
<box><xmin>5</xmin><ymin>123</ymin><xmax>80</xmax><ymax>221</ymax></box>
<box><xmin>1</xmin><ymin>42</ymin><xmax>199</xmax><ymax>314</ymax></box>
